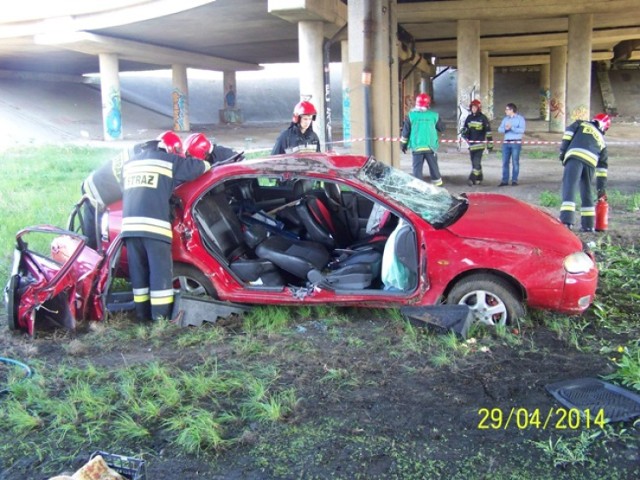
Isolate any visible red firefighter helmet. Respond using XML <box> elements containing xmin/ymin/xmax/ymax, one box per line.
<box><xmin>184</xmin><ymin>133</ymin><xmax>213</xmax><ymax>161</ymax></box>
<box><xmin>470</xmin><ymin>99</ymin><xmax>482</xmax><ymax>110</ymax></box>
<box><xmin>415</xmin><ymin>93</ymin><xmax>431</xmax><ymax>109</ymax></box>
<box><xmin>592</xmin><ymin>113</ymin><xmax>611</xmax><ymax>133</ymax></box>
<box><xmin>157</xmin><ymin>131</ymin><xmax>183</xmax><ymax>155</ymax></box>
<box><xmin>292</xmin><ymin>101</ymin><xmax>317</xmax><ymax>123</ymax></box>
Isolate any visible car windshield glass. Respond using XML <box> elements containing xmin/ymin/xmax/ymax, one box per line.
<box><xmin>357</xmin><ymin>157</ymin><xmax>468</xmax><ymax>228</ymax></box>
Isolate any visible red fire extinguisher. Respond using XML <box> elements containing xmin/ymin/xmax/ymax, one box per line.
<box><xmin>595</xmin><ymin>195</ymin><xmax>609</xmax><ymax>231</ymax></box>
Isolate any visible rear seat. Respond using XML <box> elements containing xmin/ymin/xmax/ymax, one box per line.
<box><xmin>193</xmin><ymin>192</ymin><xmax>285</xmax><ymax>286</ymax></box>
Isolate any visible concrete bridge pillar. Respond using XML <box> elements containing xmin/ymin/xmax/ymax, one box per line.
<box><xmin>550</xmin><ymin>45</ymin><xmax>567</xmax><ymax>132</ymax></box>
<box><xmin>172</xmin><ymin>64</ymin><xmax>189</xmax><ymax>132</ymax></box>
<box><xmin>341</xmin><ymin>39</ymin><xmax>351</xmax><ymax>148</ymax></box>
<box><xmin>566</xmin><ymin>13</ymin><xmax>593</xmax><ymax>122</ymax></box>
<box><xmin>487</xmin><ymin>65</ymin><xmax>495</xmax><ymax>120</ymax></box>
<box><xmin>348</xmin><ymin>0</ymin><xmax>399</xmax><ymax>166</ymax></box>
<box><xmin>298</xmin><ymin>20</ymin><xmax>326</xmax><ymax>149</ymax></box>
<box><xmin>539</xmin><ymin>63</ymin><xmax>550</xmax><ymax>121</ymax></box>
<box><xmin>220</xmin><ymin>70</ymin><xmax>242</xmax><ymax>124</ymax></box>
<box><xmin>457</xmin><ymin>20</ymin><xmax>481</xmax><ymax>110</ymax></box>
<box><xmin>98</xmin><ymin>53</ymin><xmax>122</xmax><ymax>141</ymax></box>
<box><xmin>480</xmin><ymin>51</ymin><xmax>490</xmax><ymax>116</ymax></box>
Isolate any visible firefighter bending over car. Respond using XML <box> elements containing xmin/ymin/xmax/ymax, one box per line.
<box><xmin>272</xmin><ymin>100</ymin><xmax>321</xmax><ymax>154</ymax></box>
<box><xmin>121</xmin><ymin>131</ymin><xmax>211</xmax><ymax>321</ymax></box>
<box><xmin>184</xmin><ymin>132</ymin><xmax>241</xmax><ymax>165</ymax></box>
<box><xmin>559</xmin><ymin>113</ymin><xmax>611</xmax><ymax>232</ymax></box>
<box><xmin>79</xmin><ymin>139</ymin><xmax>162</xmax><ymax>250</ymax></box>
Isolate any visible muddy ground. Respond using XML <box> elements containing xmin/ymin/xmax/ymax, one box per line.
<box><xmin>1</xmin><ymin>121</ymin><xmax>639</xmax><ymax>479</ymax></box>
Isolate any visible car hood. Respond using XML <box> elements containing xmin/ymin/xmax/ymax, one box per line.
<box><xmin>446</xmin><ymin>193</ymin><xmax>583</xmax><ymax>253</ymax></box>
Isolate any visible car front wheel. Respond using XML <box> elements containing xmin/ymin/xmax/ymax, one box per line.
<box><xmin>447</xmin><ymin>274</ymin><xmax>524</xmax><ymax>326</ymax></box>
<box><xmin>173</xmin><ymin>263</ymin><xmax>217</xmax><ymax>298</ymax></box>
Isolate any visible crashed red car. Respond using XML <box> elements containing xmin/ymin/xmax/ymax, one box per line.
<box><xmin>6</xmin><ymin>153</ymin><xmax>598</xmax><ymax>335</ymax></box>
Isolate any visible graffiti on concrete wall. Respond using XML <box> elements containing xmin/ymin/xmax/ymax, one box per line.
<box><xmin>570</xmin><ymin>105</ymin><xmax>589</xmax><ymax>123</ymax></box>
<box><xmin>104</xmin><ymin>87</ymin><xmax>122</xmax><ymax>140</ymax></box>
<box><xmin>539</xmin><ymin>87</ymin><xmax>550</xmax><ymax>120</ymax></box>
<box><xmin>172</xmin><ymin>87</ymin><xmax>187</xmax><ymax>131</ymax></box>
<box><xmin>342</xmin><ymin>86</ymin><xmax>351</xmax><ymax>147</ymax></box>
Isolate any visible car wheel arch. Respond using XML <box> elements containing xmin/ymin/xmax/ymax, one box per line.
<box><xmin>173</xmin><ymin>262</ymin><xmax>217</xmax><ymax>298</ymax></box>
<box><xmin>444</xmin><ymin>270</ymin><xmax>527</xmax><ymax>326</ymax></box>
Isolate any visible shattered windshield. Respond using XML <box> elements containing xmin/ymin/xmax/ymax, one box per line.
<box><xmin>357</xmin><ymin>158</ymin><xmax>468</xmax><ymax>228</ymax></box>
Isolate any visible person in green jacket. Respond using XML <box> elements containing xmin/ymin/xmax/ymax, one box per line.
<box><xmin>400</xmin><ymin>93</ymin><xmax>446</xmax><ymax>186</ymax></box>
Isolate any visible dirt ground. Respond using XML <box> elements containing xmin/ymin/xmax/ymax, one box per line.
<box><xmin>1</xmin><ymin>120</ymin><xmax>639</xmax><ymax>479</ymax></box>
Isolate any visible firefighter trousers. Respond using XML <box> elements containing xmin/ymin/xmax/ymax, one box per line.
<box><xmin>412</xmin><ymin>150</ymin><xmax>442</xmax><ymax>186</ymax></box>
<box><xmin>124</xmin><ymin>236</ymin><xmax>174</xmax><ymax>321</ymax></box>
<box><xmin>560</xmin><ymin>158</ymin><xmax>595</xmax><ymax>230</ymax></box>
<box><xmin>468</xmin><ymin>149</ymin><xmax>484</xmax><ymax>183</ymax></box>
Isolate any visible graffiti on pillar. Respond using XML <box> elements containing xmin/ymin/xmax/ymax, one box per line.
<box><xmin>342</xmin><ymin>86</ymin><xmax>351</xmax><ymax>147</ymax></box>
<box><xmin>539</xmin><ymin>87</ymin><xmax>550</xmax><ymax>120</ymax></box>
<box><xmin>104</xmin><ymin>87</ymin><xmax>122</xmax><ymax>140</ymax></box>
<box><xmin>172</xmin><ymin>87</ymin><xmax>187</xmax><ymax>131</ymax></box>
<box><xmin>550</xmin><ymin>97</ymin><xmax>564</xmax><ymax>119</ymax></box>
<box><xmin>569</xmin><ymin>105</ymin><xmax>589</xmax><ymax>123</ymax></box>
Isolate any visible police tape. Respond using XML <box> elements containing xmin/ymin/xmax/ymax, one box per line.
<box><xmin>326</xmin><ymin>137</ymin><xmax>640</xmax><ymax>146</ymax></box>
<box><xmin>244</xmin><ymin>136</ymin><xmax>640</xmax><ymax>154</ymax></box>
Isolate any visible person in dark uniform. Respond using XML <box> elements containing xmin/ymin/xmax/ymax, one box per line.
<box><xmin>121</xmin><ymin>131</ymin><xmax>210</xmax><ymax>321</ymax></box>
<box><xmin>79</xmin><ymin>138</ymin><xmax>165</xmax><ymax>250</ymax></box>
<box><xmin>559</xmin><ymin>113</ymin><xmax>611</xmax><ymax>232</ymax></box>
<box><xmin>184</xmin><ymin>132</ymin><xmax>240</xmax><ymax>165</ymax></box>
<box><xmin>399</xmin><ymin>93</ymin><xmax>446</xmax><ymax>186</ymax></box>
<box><xmin>271</xmin><ymin>100</ymin><xmax>321</xmax><ymax>154</ymax></box>
<box><xmin>462</xmin><ymin>99</ymin><xmax>493</xmax><ymax>186</ymax></box>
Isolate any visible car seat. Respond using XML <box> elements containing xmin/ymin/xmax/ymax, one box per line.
<box><xmin>193</xmin><ymin>192</ymin><xmax>285</xmax><ymax>286</ymax></box>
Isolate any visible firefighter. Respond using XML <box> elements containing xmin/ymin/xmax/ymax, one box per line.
<box><xmin>559</xmin><ymin>113</ymin><xmax>611</xmax><ymax>232</ymax></box>
<box><xmin>121</xmin><ymin>131</ymin><xmax>211</xmax><ymax>321</ymax></box>
<box><xmin>462</xmin><ymin>99</ymin><xmax>493</xmax><ymax>186</ymax></box>
<box><xmin>399</xmin><ymin>93</ymin><xmax>446</xmax><ymax>186</ymax></box>
<box><xmin>271</xmin><ymin>100</ymin><xmax>321</xmax><ymax>154</ymax></box>
<box><xmin>184</xmin><ymin>132</ymin><xmax>240</xmax><ymax>165</ymax></box>
<box><xmin>79</xmin><ymin>139</ymin><xmax>163</xmax><ymax>250</ymax></box>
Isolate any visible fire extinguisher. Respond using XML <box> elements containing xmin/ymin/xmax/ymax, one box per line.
<box><xmin>595</xmin><ymin>195</ymin><xmax>609</xmax><ymax>231</ymax></box>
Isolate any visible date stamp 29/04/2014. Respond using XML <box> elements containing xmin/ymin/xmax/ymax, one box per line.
<box><xmin>477</xmin><ymin>407</ymin><xmax>607</xmax><ymax>430</ymax></box>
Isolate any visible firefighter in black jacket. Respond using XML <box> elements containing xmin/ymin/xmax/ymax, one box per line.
<box><xmin>271</xmin><ymin>100</ymin><xmax>321</xmax><ymax>154</ymax></box>
<box><xmin>80</xmin><ymin>138</ymin><xmax>166</xmax><ymax>250</ymax></box>
<box><xmin>559</xmin><ymin>113</ymin><xmax>611</xmax><ymax>232</ymax></box>
<box><xmin>122</xmin><ymin>131</ymin><xmax>211</xmax><ymax>321</ymax></box>
<box><xmin>462</xmin><ymin>99</ymin><xmax>493</xmax><ymax>186</ymax></box>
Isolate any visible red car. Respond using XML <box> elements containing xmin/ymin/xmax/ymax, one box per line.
<box><xmin>6</xmin><ymin>153</ymin><xmax>598</xmax><ymax>335</ymax></box>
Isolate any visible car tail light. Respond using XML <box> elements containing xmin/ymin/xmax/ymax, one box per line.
<box><xmin>563</xmin><ymin>252</ymin><xmax>595</xmax><ymax>274</ymax></box>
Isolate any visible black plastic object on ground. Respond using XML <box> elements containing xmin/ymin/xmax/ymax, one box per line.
<box><xmin>172</xmin><ymin>293</ymin><xmax>251</xmax><ymax>327</ymax></box>
<box><xmin>545</xmin><ymin>377</ymin><xmax>640</xmax><ymax>423</ymax></box>
<box><xmin>401</xmin><ymin>305</ymin><xmax>473</xmax><ymax>338</ymax></box>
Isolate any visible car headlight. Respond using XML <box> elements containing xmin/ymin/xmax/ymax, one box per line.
<box><xmin>563</xmin><ymin>252</ymin><xmax>595</xmax><ymax>274</ymax></box>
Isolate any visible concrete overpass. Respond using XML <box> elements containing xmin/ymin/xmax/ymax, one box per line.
<box><xmin>1</xmin><ymin>0</ymin><xmax>639</xmax><ymax>164</ymax></box>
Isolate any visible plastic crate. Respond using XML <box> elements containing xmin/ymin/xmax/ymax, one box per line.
<box><xmin>89</xmin><ymin>451</ymin><xmax>146</xmax><ymax>480</ymax></box>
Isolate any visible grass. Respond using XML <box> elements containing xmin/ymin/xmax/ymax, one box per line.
<box><xmin>538</xmin><ymin>188</ymin><xmax>640</xmax><ymax>211</ymax></box>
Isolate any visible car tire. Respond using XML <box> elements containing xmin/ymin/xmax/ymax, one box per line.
<box><xmin>173</xmin><ymin>263</ymin><xmax>217</xmax><ymax>298</ymax></box>
<box><xmin>447</xmin><ymin>274</ymin><xmax>525</xmax><ymax>326</ymax></box>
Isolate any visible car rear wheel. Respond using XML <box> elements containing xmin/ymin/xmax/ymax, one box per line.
<box><xmin>173</xmin><ymin>263</ymin><xmax>217</xmax><ymax>298</ymax></box>
<box><xmin>447</xmin><ymin>274</ymin><xmax>524</xmax><ymax>326</ymax></box>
